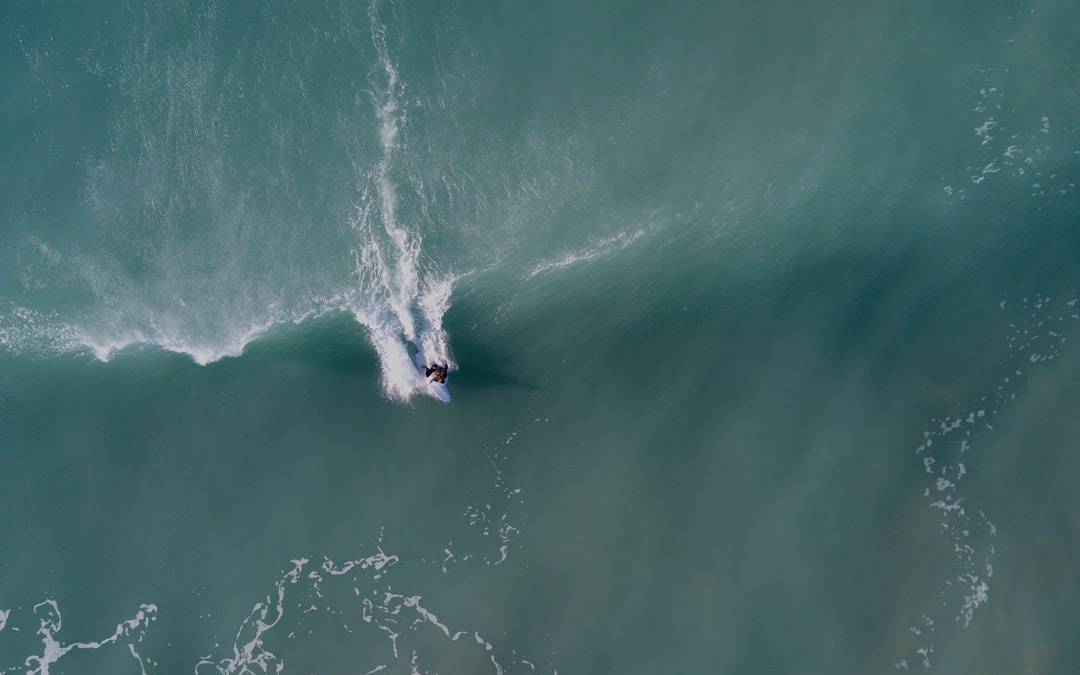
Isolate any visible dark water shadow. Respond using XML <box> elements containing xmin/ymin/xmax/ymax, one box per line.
<box><xmin>240</xmin><ymin>312</ymin><xmax>379</xmax><ymax>376</ymax></box>
<box><xmin>441</xmin><ymin>312</ymin><xmax>541</xmax><ymax>392</ymax></box>
<box><xmin>449</xmin><ymin>366</ymin><xmax>538</xmax><ymax>391</ymax></box>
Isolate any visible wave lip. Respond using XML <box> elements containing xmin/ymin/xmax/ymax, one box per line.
<box><xmin>76</xmin><ymin>317</ymin><xmax>291</xmax><ymax>366</ymax></box>
<box><xmin>528</xmin><ymin>226</ymin><xmax>650</xmax><ymax>278</ymax></box>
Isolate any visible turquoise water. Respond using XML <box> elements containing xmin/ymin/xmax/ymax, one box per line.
<box><xmin>3</xmin><ymin>0</ymin><xmax>1080</xmax><ymax>672</ymax></box>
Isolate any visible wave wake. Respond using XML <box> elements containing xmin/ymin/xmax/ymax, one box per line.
<box><xmin>349</xmin><ymin>1</ymin><xmax>457</xmax><ymax>401</ymax></box>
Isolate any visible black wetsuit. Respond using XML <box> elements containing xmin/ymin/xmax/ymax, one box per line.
<box><xmin>425</xmin><ymin>366</ymin><xmax>447</xmax><ymax>383</ymax></box>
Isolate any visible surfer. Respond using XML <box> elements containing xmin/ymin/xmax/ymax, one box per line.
<box><xmin>425</xmin><ymin>363</ymin><xmax>448</xmax><ymax>384</ymax></box>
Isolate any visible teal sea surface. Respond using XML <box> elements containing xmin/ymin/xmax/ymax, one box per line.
<box><xmin>2</xmin><ymin>0</ymin><xmax>1080</xmax><ymax>672</ymax></box>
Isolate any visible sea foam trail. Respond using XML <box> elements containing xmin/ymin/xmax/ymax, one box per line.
<box><xmin>893</xmin><ymin>293</ymin><xmax>1080</xmax><ymax>671</ymax></box>
<box><xmin>0</xmin><ymin>600</ymin><xmax>158</xmax><ymax>675</ymax></box>
<box><xmin>527</xmin><ymin>226</ymin><xmax>650</xmax><ymax>278</ymax></box>
<box><xmin>349</xmin><ymin>0</ymin><xmax>457</xmax><ymax>402</ymax></box>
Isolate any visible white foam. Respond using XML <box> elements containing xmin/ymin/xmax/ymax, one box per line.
<box><xmin>527</xmin><ymin>227</ymin><xmax>649</xmax><ymax>277</ymax></box>
<box><xmin>974</xmin><ymin>117</ymin><xmax>996</xmax><ymax>145</ymax></box>
<box><xmin>0</xmin><ymin>306</ymin><xmax>82</xmax><ymax>356</ymax></box>
<box><xmin>196</xmin><ymin>460</ymin><xmax>542</xmax><ymax>675</ymax></box>
<box><xmin>959</xmin><ymin>575</ymin><xmax>990</xmax><ymax>627</ymax></box>
<box><xmin>345</xmin><ymin>7</ymin><xmax>459</xmax><ymax>401</ymax></box>
<box><xmin>2</xmin><ymin>3</ymin><xmax>460</xmax><ymax>406</ymax></box>
<box><xmin>354</xmin><ymin>307</ymin><xmax>425</xmax><ymax>402</ymax></box>
<box><xmin>898</xmin><ymin>294</ymin><xmax>1080</xmax><ymax>667</ymax></box>
<box><xmin>78</xmin><ymin>317</ymin><xmax>282</xmax><ymax>366</ymax></box>
<box><xmin>416</xmin><ymin>273</ymin><xmax>460</xmax><ymax>370</ymax></box>
<box><xmin>4</xmin><ymin>600</ymin><xmax>158</xmax><ymax>675</ymax></box>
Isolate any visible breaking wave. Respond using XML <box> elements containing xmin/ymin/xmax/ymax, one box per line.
<box><xmin>0</xmin><ymin>0</ymin><xmax>456</xmax><ymax>404</ymax></box>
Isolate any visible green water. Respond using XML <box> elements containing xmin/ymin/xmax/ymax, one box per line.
<box><xmin>2</xmin><ymin>0</ymin><xmax>1080</xmax><ymax>672</ymax></box>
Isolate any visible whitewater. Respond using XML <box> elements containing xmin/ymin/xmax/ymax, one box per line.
<box><xmin>1</xmin><ymin>2</ymin><xmax>462</xmax><ymax>403</ymax></box>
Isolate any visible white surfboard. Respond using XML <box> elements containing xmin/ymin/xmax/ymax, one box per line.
<box><xmin>413</xmin><ymin>353</ymin><xmax>451</xmax><ymax>403</ymax></box>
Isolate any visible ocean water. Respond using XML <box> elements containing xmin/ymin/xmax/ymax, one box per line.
<box><xmin>2</xmin><ymin>0</ymin><xmax>1080</xmax><ymax>672</ymax></box>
